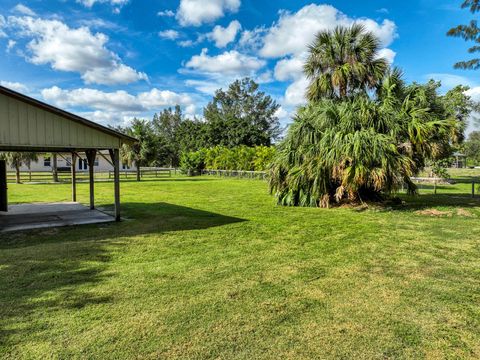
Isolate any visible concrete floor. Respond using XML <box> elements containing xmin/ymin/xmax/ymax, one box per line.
<box><xmin>0</xmin><ymin>202</ymin><xmax>115</xmax><ymax>233</ymax></box>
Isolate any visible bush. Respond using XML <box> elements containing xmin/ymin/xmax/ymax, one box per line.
<box><xmin>180</xmin><ymin>150</ymin><xmax>205</xmax><ymax>176</ymax></box>
<box><xmin>181</xmin><ymin>146</ymin><xmax>276</xmax><ymax>175</ymax></box>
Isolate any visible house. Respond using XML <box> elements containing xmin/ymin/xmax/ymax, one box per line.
<box><xmin>18</xmin><ymin>152</ymin><xmax>136</xmax><ymax>172</ymax></box>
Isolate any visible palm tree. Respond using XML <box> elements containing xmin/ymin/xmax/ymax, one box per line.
<box><xmin>0</xmin><ymin>152</ymin><xmax>38</xmax><ymax>184</ymax></box>
<box><xmin>120</xmin><ymin>119</ymin><xmax>158</xmax><ymax>181</ymax></box>
<box><xmin>304</xmin><ymin>24</ymin><xmax>389</xmax><ymax>101</ymax></box>
<box><xmin>269</xmin><ymin>70</ymin><xmax>457</xmax><ymax>207</ymax></box>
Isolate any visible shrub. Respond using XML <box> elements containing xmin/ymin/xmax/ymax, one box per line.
<box><xmin>181</xmin><ymin>146</ymin><xmax>276</xmax><ymax>174</ymax></box>
<box><xmin>180</xmin><ymin>150</ymin><xmax>205</xmax><ymax>176</ymax></box>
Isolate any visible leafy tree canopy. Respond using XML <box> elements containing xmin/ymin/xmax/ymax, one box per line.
<box><xmin>204</xmin><ymin>78</ymin><xmax>281</xmax><ymax>147</ymax></box>
<box><xmin>447</xmin><ymin>0</ymin><xmax>480</xmax><ymax>69</ymax></box>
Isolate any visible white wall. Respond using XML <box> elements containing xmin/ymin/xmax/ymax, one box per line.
<box><xmin>17</xmin><ymin>152</ymin><xmax>136</xmax><ymax>172</ymax></box>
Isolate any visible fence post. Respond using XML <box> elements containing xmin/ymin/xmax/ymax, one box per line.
<box><xmin>472</xmin><ymin>179</ymin><xmax>475</xmax><ymax>198</ymax></box>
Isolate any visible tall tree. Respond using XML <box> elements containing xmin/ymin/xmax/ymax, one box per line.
<box><xmin>270</xmin><ymin>26</ymin><xmax>460</xmax><ymax>208</ymax></box>
<box><xmin>152</xmin><ymin>105</ymin><xmax>183</xmax><ymax>167</ymax></box>
<box><xmin>120</xmin><ymin>119</ymin><xmax>157</xmax><ymax>181</ymax></box>
<box><xmin>304</xmin><ymin>24</ymin><xmax>389</xmax><ymax>101</ymax></box>
<box><xmin>0</xmin><ymin>152</ymin><xmax>38</xmax><ymax>184</ymax></box>
<box><xmin>203</xmin><ymin>78</ymin><xmax>280</xmax><ymax>147</ymax></box>
<box><xmin>447</xmin><ymin>0</ymin><xmax>480</xmax><ymax>69</ymax></box>
<box><xmin>464</xmin><ymin>131</ymin><xmax>480</xmax><ymax>164</ymax></box>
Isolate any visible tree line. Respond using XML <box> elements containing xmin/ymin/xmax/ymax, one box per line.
<box><xmin>118</xmin><ymin>78</ymin><xmax>280</xmax><ymax>180</ymax></box>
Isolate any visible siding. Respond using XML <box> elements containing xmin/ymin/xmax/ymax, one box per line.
<box><xmin>0</xmin><ymin>92</ymin><xmax>123</xmax><ymax>150</ymax></box>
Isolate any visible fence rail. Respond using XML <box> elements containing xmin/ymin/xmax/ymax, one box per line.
<box><xmin>6</xmin><ymin>167</ymin><xmax>176</xmax><ymax>183</ymax></box>
<box><xmin>201</xmin><ymin>169</ymin><xmax>267</xmax><ymax>179</ymax></box>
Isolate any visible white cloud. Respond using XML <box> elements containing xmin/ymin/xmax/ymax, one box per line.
<box><xmin>8</xmin><ymin>16</ymin><xmax>147</xmax><ymax>85</ymax></box>
<box><xmin>6</xmin><ymin>39</ymin><xmax>16</xmax><ymax>52</ymax></box>
<box><xmin>259</xmin><ymin>4</ymin><xmax>396</xmax><ymax>58</ymax></box>
<box><xmin>178</xmin><ymin>39</ymin><xmax>195</xmax><ymax>47</ymax></box>
<box><xmin>0</xmin><ymin>15</ymin><xmax>7</xmax><ymax>38</ymax></box>
<box><xmin>12</xmin><ymin>4</ymin><xmax>36</xmax><ymax>16</ymax></box>
<box><xmin>40</xmin><ymin>86</ymin><xmax>197</xmax><ymax>125</ymax></box>
<box><xmin>159</xmin><ymin>29</ymin><xmax>180</xmax><ymax>40</ymax></box>
<box><xmin>0</xmin><ymin>81</ymin><xmax>28</xmax><ymax>92</ymax></box>
<box><xmin>76</xmin><ymin>0</ymin><xmax>129</xmax><ymax>9</ymax></box>
<box><xmin>238</xmin><ymin>27</ymin><xmax>266</xmax><ymax>51</ymax></box>
<box><xmin>426</xmin><ymin>73</ymin><xmax>476</xmax><ymax>90</ymax></box>
<box><xmin>376</xmin><ymin>48</ymin><xmax>396</xmax><ymax>64</ymax></box>
<box><xmin>207</xmin><ymin>20</ymin><xmax>241</xmax><ymax>48</ymax></box>
<box><xmin>184</xmin><ymin>48</ymin><xmax>265</xmax><ymax>76</ymax></box>
<box><xmin>41</xmin><ymin>86</ymin><xmax>194</xmax><ymax>112</ymax></box>
<box><xmin>284</xmin><ymin>76</ymin><xmax>309</xmax><ymax>106</ymax></box>
<box><xmin>274</xmin><ymin>55</ymin><xmax>305</xmax><ymax>81</ymax></box>
<box><xmin>176</xmin><ymin>0</ymin><xmax>241</xmax><ymax>27</ymax></box>
<box><xmin>157</xmin><ymin>10</ymin><xmax>175</xmax><ymax>17</ymax></box>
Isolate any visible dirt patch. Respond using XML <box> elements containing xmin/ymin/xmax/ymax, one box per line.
<box><xmin>415</xmin><ymin>209</ymin><xmax>453</xmax><ymax>217</ymax></box>
<box><xmin>456</xmin><ymin>208</ymin><xmax>475</xmax><ymax>217</ymax></box>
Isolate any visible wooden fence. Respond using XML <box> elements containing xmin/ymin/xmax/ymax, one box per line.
<box><xmin>7</xmin><ymin>168</ymin><xmax>175</xmax><ymax>183</ymax></box>
<box><xmin>201</xmin><ymin>169</ymin><xmax>267</xmax><ymax>179</ymax></box>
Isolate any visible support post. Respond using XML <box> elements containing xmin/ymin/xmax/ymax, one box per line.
<box><xmin>71</xmin><ymin>152</ymin><xmax>77</xmax><ymax>202</ymax></box>
<box><xmin>109</xmin><ymin>149</ymin><xmax>121</xmax><ymax>222</ymax></box>
<box><xmin>0</xmin><ymin>160</ymin><xmax>7</xmax><ymax>212</ymax></box>
<box><xmin>52</xmin><ymin>153</ymin><xmax>59</xmax><ymax>182</ymax></box>
<box><xmin>86</xmin><ymin>149</ymin><xmax>97</xmax><ymax>210</ymax></box>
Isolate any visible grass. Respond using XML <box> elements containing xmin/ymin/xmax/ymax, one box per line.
<box><xmin>1</xmin><ymin>176</ymin><xmax>480</xmax><ymax>359</ymax></box>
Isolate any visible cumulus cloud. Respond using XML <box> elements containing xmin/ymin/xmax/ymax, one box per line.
<box><xmin>207</xmin><ymin>20</ymin><xmax>241</xmax><ymax>48</ymax></box>
<box><xmin>239</xmin><ymin>4</ymin><xmax>399</xmax><ymax>115</ymax></box>
<box><xmin>0</xmin><ymin>80</ymin><xmax>28</xmax><ymax>92</ymax></box>
<box><xmin>42</xmin><ymin>86</ymin><xmax>194</xmax><ymax>112</ymax></box>
<box><xmin>184</xmin><ymin>48</ymin><xmax>265</xmax><ymax>76</ymax></box>
<box><xmin>76</xmin><ymin>0</ymin><xmax>129</xmax><ymax>10</ymax></box>
<box><xmin>12</xmin><ymin>4</ymin><xmax>36</xmax><ymax>16</ymax></box>
<box><xmin>158</xmin><ymin>29</ymin><xmax>180</xmax><ymax>40</ymax></box>
<box><xmin>6</xmin><ymin>39</ymin><xmax>16</xmax><ymax>52</ymax></box>
<box><xmin>376</xmin><ymin>48</ymin><xmax>396</xmax><ymax>64</ymax></box>
<box><xmin>274</xmin><ymin>56</ymin><xmax>305</xmax><ymax>81</ymax></box>
<box><xmin>157</xmin><ymin>10</ymin><xmax>175</xmax><ymax>17</ymax></box>
<box><xmin>8</xmin><ymin>16</ymin><xmax>147</xmax><ymax>85</ymax></box>
<box><xmin>259</xmin><ymin>4</ymin><xmax>396</xmax><ymax>58</ymax></box>
<box><xmin>41</xmin><ymin>86</ymin><xmax>196</xmax><ymax>125</ymax></box>
<box><xmin>176</xmin><ymin>0</ymin><xmax>240</xmax><ymax>27</ymax></box>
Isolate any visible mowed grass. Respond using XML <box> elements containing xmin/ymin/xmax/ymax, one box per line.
<box><xmin>1</xmin><ymin>176</ymin><xmax>480</xmax><ymax>359</ymax></box>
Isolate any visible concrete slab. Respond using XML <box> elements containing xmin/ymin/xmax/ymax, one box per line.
<box><xmin>0</xmin><ymin>202</ymin><xmax>114</xmax><ymax>233</ymax></box>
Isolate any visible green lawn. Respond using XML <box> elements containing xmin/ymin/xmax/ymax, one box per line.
<box><xmin>1</xmin><ymin>176</ymin><xmax>480</xmax><ymax>359</ymax></box>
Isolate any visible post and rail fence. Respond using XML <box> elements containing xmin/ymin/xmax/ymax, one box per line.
<box><xmin>6</xmin><ymin>167</ymin><xmax>175</xmax><ymax>183</ymax></box>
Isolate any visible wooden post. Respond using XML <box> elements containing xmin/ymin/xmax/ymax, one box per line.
<box><xmin>434</xmin><ymin>179</ymin><xmax>437</xmax><ymax>195</ymax></box>
<box><xmin>110</xmin><ymin>149</ymin><xmax>121</xmax><ymax>222</ymax></box>
<box><xmin>52</xmin><ymin>154</ymin><xmax>59</xmax><ymax>182</ymax></box>
<box><xmin>86</xmin><ymin>150</ymin><xmax>97</xmax><ymax>210</ymax></box>
<box><xmin>472</xmin><ymin>179</ymin><xmax>475</xmax><ymax>198</ymax></box>
<box><xmin>71</xmin><ymin>153</ymin><xmax>77</xmax><ymax>202</ymax></box>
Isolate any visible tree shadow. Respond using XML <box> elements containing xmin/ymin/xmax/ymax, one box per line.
<box><xmin>393</xmin><ymin>193</ymin><xmax>480</xmax><ymax>211</ymax></box>
<box><xmin>0</xmin><ymin>202</ymin><xmax>246</xmax><ymax>350</ymax></box>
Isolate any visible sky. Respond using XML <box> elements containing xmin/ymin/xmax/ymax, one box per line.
<box><xmin>0</xmin><ymin>0</ymin><xmax>479</xmax><ymax>131</ymax></box>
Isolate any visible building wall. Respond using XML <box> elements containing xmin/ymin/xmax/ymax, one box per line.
<box><xmin>16</xmin><ymin>152</ymin><xmax>136</xmax><ymax>172</ymax></box>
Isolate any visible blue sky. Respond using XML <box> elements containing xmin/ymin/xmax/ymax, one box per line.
<box><xmin>0</xmin><ymin>0</ymin><xmax>478</xmax><ymax>130</ymax></box>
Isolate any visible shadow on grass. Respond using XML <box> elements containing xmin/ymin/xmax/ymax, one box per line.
<box><xmin>394</xmin><ymin>193</ymin><xmax>480</xmax><ymax>211</ymax></box>
<box><xmin>0</xmin><ymin>202</ymin><xmax>245</xmax><ymax>348</ymax></box>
